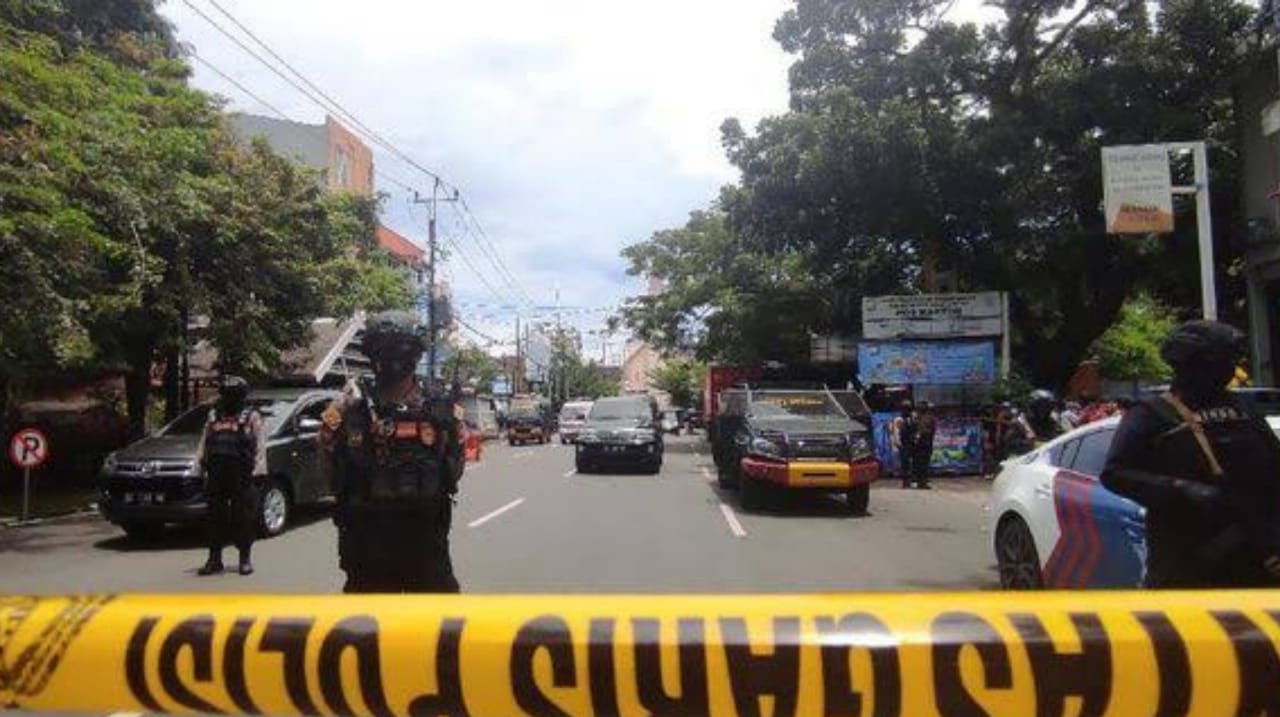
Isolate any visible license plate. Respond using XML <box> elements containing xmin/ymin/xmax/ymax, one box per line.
<box><xmin>125</xmin><ymin>492</ymin><xmax>164</xmax><ymax>505</ymax></box>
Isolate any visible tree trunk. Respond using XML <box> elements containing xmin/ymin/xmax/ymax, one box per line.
<box><xmin>163</xmin><ymin>346</ymin><xmax>180</xmax><ymax>423</ymax></box>
<box><xmin>125</xmin><ymin>344</ymin><xmax>154</xmax><ymax>440</ymax></box>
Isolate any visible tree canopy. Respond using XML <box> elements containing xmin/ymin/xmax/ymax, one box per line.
<box><xmin>623</xmin><ymin>0</ymin><xmax>1262</xmax><ymax>387</ymax></box>
<box><xmin>0</xmin><ymin>4</ymin><xmax>411</xmax><ymax>432</ymax></box>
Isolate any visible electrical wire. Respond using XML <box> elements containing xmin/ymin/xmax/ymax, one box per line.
<box><xmin>187</xmin><ymin>0</ymin><xmax>541</xmax><ymax>310</ymax></box>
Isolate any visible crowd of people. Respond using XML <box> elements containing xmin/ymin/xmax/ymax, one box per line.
<box><xmin>979</xmin><ymin>392</ymin><xmax>1134</xmax><ymax>470</ymax></box>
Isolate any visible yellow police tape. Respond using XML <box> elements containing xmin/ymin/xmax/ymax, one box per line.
<box><xmin>5</xmin><ymin>591</ymin><xmax>1280</xmax><ymax>716</ymax></box>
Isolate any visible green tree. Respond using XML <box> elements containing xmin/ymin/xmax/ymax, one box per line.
<box><xmin>1089</xmin><ymin>294</ymin><xmax>1179</xmax><ymax>381</ymax></box>
<box><xmin>648</xmin><ymin>359</ymin><xmax>706</xmax><ymax>409</ymax></box>
<box><xmin>0</xmin><ymin>10</ymin><xmax>411</xmax><ymax>431</ymax></box>
<box><xmin>442</xmin><ymin>344</ymin><xmax>500</xmax><ymax>390</ymax></box>
<box><xmin>623</xmin><ymin>0</ymin><xmax>1261</xmax><ymax>386</ymax></box>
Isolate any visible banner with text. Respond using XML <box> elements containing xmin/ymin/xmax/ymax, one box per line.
<box><xmin>1102</xmin><ymin>144</ymin><xmax>1174</xmax><ymax>234</ymax></box>
<box><xmin>862</xmin><ymin>292</ymin><xmax>1004</xmax><ymax>339</ymax></box>
<box><xmin>858</xmin><ymin>341</ymin><xmax>997</xmax><ymax>385</ymax></box>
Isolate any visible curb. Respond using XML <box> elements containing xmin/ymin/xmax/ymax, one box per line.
<box><xmin>0</xmin><ymin>504</ymin><xmax>100</xmax><ymax>529</ymax></box>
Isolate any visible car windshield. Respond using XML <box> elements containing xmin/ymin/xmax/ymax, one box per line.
<box><xmin>748</xmin><ymin>391</ymin><xmax>848</xmax><ymax>420</ymax></box>
<box><xmin>160</xmin><ymin>398</ymin><xmax>290</xmax><ymax>436</ymax></box>
<box><xmin>589</xmin><ymin>399</ymin><xmax>649</xmax><ymax>421</ymax></box>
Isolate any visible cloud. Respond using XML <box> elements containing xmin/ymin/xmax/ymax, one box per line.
<box><xmin>162</xmin><ymin>0</ymin><xmax>792</xmax><ymax>356</ymax></box>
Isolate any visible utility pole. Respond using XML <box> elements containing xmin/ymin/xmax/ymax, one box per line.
<box><xmin>413</xmin><ymin>180</ymin><xmax>459</xmax><ymax>385</ymax></box>
<box><xmin>515</xmin><ymin>314</ymin><xmax>522</xmax><ymax>394</ymax></box>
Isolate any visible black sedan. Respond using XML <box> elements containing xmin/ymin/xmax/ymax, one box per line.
<box><xmin>98</xmin><ymin>387</ymin><xmax>339</xmax><ymax>540</ymax></box>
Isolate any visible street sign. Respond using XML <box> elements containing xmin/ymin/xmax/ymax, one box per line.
<box><xmin>8</xmin><ymin>427</ymin><xmax>48</xmax><ymax>522</ymax></box>
<box><xmin>1102</xmin><ymin>144</ymin><xmax>1175</xmax><ymax>234</ymax></box>
<box><xmin>9</xmin><ymin>428</ymin><xmax>48</xmax><ymax>469</ymax></box>
<box><xmin>862</xmin><ymin>292</ymin><xmax>1005</xmax><ymax>340</ymax></box>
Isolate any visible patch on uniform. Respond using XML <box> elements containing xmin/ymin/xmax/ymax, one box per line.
<box><xmin>322</xmin><ymin>404</ymin><xmax>342</xmax><ymax>430</ymax></box>
<box><xmin>347</xmin><ymin>431</ymin><xmax>365</xmax><ymax>447</ymax></box>
<box><xmin>394</xmin><ymin>422</ymin><xmax>419</xmax><ymax>439</ymax></box>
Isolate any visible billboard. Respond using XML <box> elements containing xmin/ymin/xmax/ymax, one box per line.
<box><xmin>1102</xmin><ymin>144</ymin><xmax>1174</xmax><ymax>234</ymax></box>
<box><xmin>858</xmin><ymin>341</ymin><xmax>996</xmax><ymax>385</ymax></box>
<box><xmin>862</xmin><ymin>292</ymin><xmax>1004</xmax><ymax>339</ymax></box>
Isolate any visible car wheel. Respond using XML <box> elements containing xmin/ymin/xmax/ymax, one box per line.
<box><xmin>575</xmin><ymin>459</ymin><xmax>590</xmax><ymax>474</ymax></box>
<box><xmin>740</xmin><ymin>474</ymin><xmax>767</xmax><ymax>512</ymax></box>
<box><xmin>717</xmin><ymin>468</ymin><xmax>738</xmax><ymax>490</ymax></box>
<box><xmin>509</xmin><ymin>439</ymin><xmax>516</xmax><ymax>446</ymax></box>
<box><xmin>648</xmin><ymin>460</ymin><xmax>662</xmax><ymax>475</ymax></box>
<box><xmin>121</xmin><ymin>521</ymin><xmax>164</xmax><ymax>542</ymax></box>
<box><xmin>846</xmin><ymin>484</ymin><xmax>870</xmax><ymax>515</ymax></box>
<box><xmin>258</xmin><ymin>480</ymin><xmax>291</xmax><ymax>538</ymax></box>
<box><xmin>996</xmin><ymin>515</ymin><xmax>1044</xmax><ymax>589</ymax></box>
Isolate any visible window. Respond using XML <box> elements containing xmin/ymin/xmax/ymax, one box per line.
<box><xmin>293</xmin><ymin>398</ymin><xmax>330</xmax><ymax>435</ymax></box>
<box><xmin>1069</xmin><ymin>429</ymin><xmax>1117</xmax><ymax>477</ymax></box>
<box><xmin>334</xmin><ymin>147</ymin><xmax>351</xmax><ymax>187</ymax></box>
<box><xmin>1049</xmin><ymin>439</ymin><xmax>1078</xmax><ymax>468</ymax></box>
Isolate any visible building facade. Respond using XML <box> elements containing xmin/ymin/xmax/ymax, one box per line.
<box><xmin>229</xmin><ymin>113</ymin><xmax>374</xmax><ymax>195</ymax></box>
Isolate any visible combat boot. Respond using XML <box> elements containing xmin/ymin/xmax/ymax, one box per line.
<box><xmin>197</xmin><ymin>549</ymin><xmax>224</xmax><ymax>576</ymax></box>
<box><xmin>238</xmin><ymin>546</ymin><xmax>254</xmax><ymax>575</ymax></box>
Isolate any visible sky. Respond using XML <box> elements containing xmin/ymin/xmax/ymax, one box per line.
<box><xmin>159</xmin><ymin>0</ymin><xmax>999</xmax><ymax>362</ymax></box>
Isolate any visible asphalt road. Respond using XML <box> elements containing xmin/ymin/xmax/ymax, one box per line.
<box><xmin>0</xmin><ymin>434</ymin><xmax>995</xmax><ymax>594</ymax></box>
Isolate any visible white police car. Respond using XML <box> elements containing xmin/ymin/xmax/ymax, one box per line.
<box><xmin>990</xmin><ymin>414</ymin><xmax>1280</xmax><ymax>589</ymax></box>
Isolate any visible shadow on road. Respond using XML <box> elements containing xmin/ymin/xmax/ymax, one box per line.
<box><xmin>706</xmin><ymin>481</ymin><xmax>870</xmax><ymax>520</ymax></box>
<box><xmin>662</xmin><ymin>436</ymin><xmax>709</xmax><ymax>455</ymax></box>
<box><xmin>92</xmin><ymin>506</ymin><xmax>332</xmax><ymax>553</ymax></box>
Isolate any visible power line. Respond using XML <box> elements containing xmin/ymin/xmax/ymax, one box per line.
<box><xmin>188</xmin><ymin>50</ymin><xmax>289</xmax><ymax>120</ymax></box>
<box><xmin>191</xmin><ymin>0</ymin><xmax>541</xmax><ymax>310</ymax></box>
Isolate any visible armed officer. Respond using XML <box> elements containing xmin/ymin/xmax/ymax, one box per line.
<box><xmin>1101</xmin><ymin>320</ymin><xmax>1280</xmax><ymax>588</ymax></box>
<box><xmin>196</xmin><ymin>375</ymin><xmax>266</xmax><ymax>576</ymax></box>
<box><xmin>318</xmin><ymin>311</ymin><xmax>463</xmax><ymax>593</ymax></box>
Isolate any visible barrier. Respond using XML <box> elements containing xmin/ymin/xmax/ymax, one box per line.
<box><xmin>4</xmin><ymin>591</ymin><xmax>1280</xmax><ymax>716</ymax></box>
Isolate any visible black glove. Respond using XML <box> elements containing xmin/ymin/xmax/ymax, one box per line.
<box><xmin>1172</xmin><ymin>478</ymin><xmax>1221</xmax><ymax>505</ymax></box>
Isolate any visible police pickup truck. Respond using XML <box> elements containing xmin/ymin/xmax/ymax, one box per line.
<box><xmin>712</xmin><ymin>387</ymin><xmax>878</xmax><ymax>514</ymax></box>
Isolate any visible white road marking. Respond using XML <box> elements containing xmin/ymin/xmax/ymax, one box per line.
<box><xmin>562</xmin><ymin>469</ymin><xmax>577</xmax><ymax>478</ymax></box>
<box><xmin>512</xmin><ymin>450</ymin><xmax>534</xmax><ymax>459</ymax></box>
<box><xmin>719</xmin><ymin>502</ymin><xmax>747</xmax><ymax>538</ymax></box>
<box><xmin>467</xmin><ymin>498</ymin><xmax>526</xmax><ymax>528</ymax></box>
<box><xmin>700</xmin><ymin>467</ymin><xmax>713</xmax><ymax>483</ymax></box>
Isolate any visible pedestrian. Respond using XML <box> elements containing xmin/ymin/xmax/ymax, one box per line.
<box><xmin>1101</xmin><ymin>320</ymin><xmax>1280</xmax><ymax>588</ymax></box>
<box><xmin>195</xmin><ymin>375</ymin><xmax>266</xmax><ymax>576</ymax></box>
<box><xmin>911</xmin><ymin>401</ymin><xmax>937</xmax><ymax>489</ymax></box>
<box><xmin>892</xmin><ymin>401</ymin><xmax>917</xmax><ymax>488</ymax></box>
<box><xmin>318</xmin><ymin>311</ymin><xmax>464</xmax><ymax>593</ymax></box>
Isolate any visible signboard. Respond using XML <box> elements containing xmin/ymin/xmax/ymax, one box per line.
<box><xmin>9</xmin><ymin>428</ymin><xmax>48</xmax><ymax>469</ymax></box>
<box><xmin>930</xmin><ymin>418</ymin><xmax>984</xmax><ymax>474</ymax></box>
<box><xmin>858</xmin><ymin>341</ymin><xmax>996</xmax><ymax>385</ymax></box>
<box><xmin>862</xmin><ymin>292</ymin><xmax>1004</xmax><ymax>339</ymax></box>
<box><xmin>870</xmin><ymin>414</ymin><xmax>983</xmax><ymax>475</ymax></box>
<box><xmin>491</xmin><ymin>377</ymin><xmax>512</xmax><ymax>396</ymax></box>
<box><xmin>1102</xmin><ymin>144</ymin><xmax>1174</xmax><ymax>234</ymax></box>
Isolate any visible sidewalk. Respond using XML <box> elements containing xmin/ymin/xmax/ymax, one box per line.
<box><xmin>0</xmin><ymin>486</ymin><xmax>98</xmax><ymax>526</ymax></box>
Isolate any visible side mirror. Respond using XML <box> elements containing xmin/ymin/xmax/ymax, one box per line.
<box><xmin>298</xmin><ymin>418</ymin><xmax>323</xmax><ymax>434</ymax></box>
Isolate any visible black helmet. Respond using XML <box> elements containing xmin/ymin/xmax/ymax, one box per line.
<box><xmin>218</xmin><ymin>375</ymin><xmax>249</xmax><ymax>402</ymax></box>
<box><xmin>1029</xmin><ymin>389</ymin><xmax>1055</xmax><ymax>405</ymax></box>
<box><xmin>1160</xmin><ymin>320</ymin><xmax>1245</xmax><ymax>367</ymax></box>
<box><xmin>218</xmin><ymin>375</ymin><xmax>249</xmax><ymax>413</ymax></box>
<box><xmin>362</xmin><ymin>311</ymin><xmax>428</xmax><ymax>386</ymax></box>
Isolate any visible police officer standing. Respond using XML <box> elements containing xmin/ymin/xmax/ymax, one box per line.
<box><xmin>1101</xmin><ymin>320</ymin><xmax>1280</xmax><ymax>588</ymax></box>
<box><xmin>196</xmin><ymin>375</ymin><xmax>266</xmax><ymax>576</ymax></box>
<box><xmin>893</xmin><ymin>401</ymin><xmax>917</xmax><ymax>488</ymax></box>
<box><xmin>910</xmin><ymin>401</ymin><xmax>937</xmax><ymax>490</ymax></box>
<box><xmin>318</xmin><ymin>311</ymin><xmax>463</xmax><ymax>593</ymax></box>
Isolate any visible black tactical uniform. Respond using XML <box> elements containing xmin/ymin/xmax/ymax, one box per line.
<box><xmin>1101</xmin><ymin>321</ymin><xmax>1280</xmax><ymax>588</ymax></box>
<box><xmin>911</xmin><ymin>401</ymin><xmax>937</xmax><ymax>489</ymax></box>
<box><xmin>319</xmin><ymin>312</ymin><xmax>463</xmax><ymax>593</ymax></box>
<box><xmin>197</xmin><ymin>376</ymin><xmax>265</xmax><ymax>576</ymax></box>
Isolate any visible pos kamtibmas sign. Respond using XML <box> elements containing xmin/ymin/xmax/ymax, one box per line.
<box><xmin>1102</xmin><ymin>144</ymin><xmax>1174</xmax><ymax>234</ymax></box>
<box><xmin>862</xmin><ymin>292</ymin><xmax>1003</xmax><ymax>340</ymax></box>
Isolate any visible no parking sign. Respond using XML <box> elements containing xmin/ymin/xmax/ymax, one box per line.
<box><xmin>9</xmin><ymin>428</ymin><xmax>49</xmax><ymax>469</ymax></box>
<box><xmin>9</xmin><ymin>427</ymin><xmax>48</xmax><ymax>521</ymax></box>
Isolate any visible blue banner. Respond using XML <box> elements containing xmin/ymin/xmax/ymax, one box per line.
<box><xmin>870</xmin><ymin>413</ymin><xmax>984</xmax><ymax>476</ymax></box>
<box><xmin>871</xmin><ymin>412</ymin><xmax>902</xmax><ymax>475</ymax></box>
<box><xmin>858</xmin><ymin>341</ymin><xmax>996</xmax><ymax>385</ymax></box>
<box><xmin>930</xmin><ymin>418</ymin><xmax>984</xmax><ymax>474</ymax></box>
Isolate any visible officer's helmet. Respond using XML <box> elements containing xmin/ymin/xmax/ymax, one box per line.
<box><xmin>362</xmin><ymin>311</ymin><xmax>428</xmax><ymax>380</ymax></box>
<box><xmin>1160</xmin><ymin>320</ymin><xmax>1245</xmax><ymax>368</ymax></box>
<box><xmin>218</xmin><ymin>375</ymin><xmax>250</xmax><ymax>412</ymax></box>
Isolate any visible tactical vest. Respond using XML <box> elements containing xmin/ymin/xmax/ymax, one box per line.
<box><xmin>343</xmin><ymin>398</ymin><xmax>446</xmax><ymax>506</ymax></box>
<box><xmin>204</xmin><ymin>410</ymin><xmax>255</xmax><ymax>476</ymax></box>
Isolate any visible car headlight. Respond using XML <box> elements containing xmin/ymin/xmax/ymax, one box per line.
<box><xmin>633</xmin><ymin>429</ymin><xmax>656</xmax><ymax>443</ymax></box>
<box><xmin>101</xmin><ymin>452</ymin><xmax>118</xmax><ymax>475</ymax></box>
<box><xmin>750</xmin><ymin>437</ymin><xmax>783</xmax><ymax>459</ymax></box>
<box><xmin>848</xmin><ymin>435</ymin><xmax>871</xmax><ymax>459</ymax></box>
